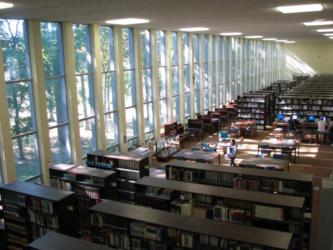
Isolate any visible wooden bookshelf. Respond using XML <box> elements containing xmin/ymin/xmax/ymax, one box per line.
<box><xmin>86</xmin><ymin>150</ymin><xmax>149</xmax><ymax>202</ymax></box>
<box><xmin>237</xmin><ymin>93</ymin><xmax>271</xmax><ymax>130</ymax></box>
<box><xmin>49</xmin><ymin>164</ymin><xmax>117</xmax><ymax>241</ymax></box>
<box><xmin>27</xmin><ymin>231</ymin><xmax>112</xmax><ymax>250</ymax></box>
<box><xmin>89</xmin><ymin>200</ymin><xmax>292</xmax><ymax>250</ymax></box>
<box><xmin>135</xmin><ymin>176</ymin><xmax>304</xmax><ymax>249</ymax></box>
<box><xmin>0</xmin><ymin>181</ymin><xmax>78</xmax><ymax>250</ymax></box>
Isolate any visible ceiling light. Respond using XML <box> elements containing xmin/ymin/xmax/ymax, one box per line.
<box><xmin>220</xmin><ymin>32</ymin><xmax>242</xmax><ymax>36</ymax></box>
<box><xmin>106</xmin><ymin>18</ymin><xmax>149</xmax><ymax>25</ymax></box>
<box><xmin>276</xmin><ymin>4</ymin><xmax>323</xmax><ymax>14</ymax></box>
<box><xmin>330</xmin><ymin>37</ymin><xmax>333</xmax><ymax>40</ymax></box>
<box><xmin>317</xmin><ymin>28</ymin><xmax>333</xmax><ymax>32</ymax></box>
<box><xmin>323</xmin><ymin>33</ymin><xmax>333</xmax><ymax>36</ymax></box>
<box><xmin>285</xmin><ymin>41</ymin><xmax>296</xmax><ymax>44</ymax></box>
<box><xmin>179</xmin><ymin>27</ymin><xmax>209</xmax><ymax>32</ymax></box>
<box><xmin>0</xmin><ymin>2</ymin><xmax>13</xmax><ymax>9</ymax></box>
<box><xmin>304</xmin><ymin>20</ymin><xmax>333</xmax><ymax>26</ymax></box>
<box><xmin>276</xmin><ymin>40</ymin><xmax>288</xmax><ymax>43</ymax></box>
<box><xmin>245</xmin><ymin>35</ymin><xmax>263</xmax><ymax>39</ymax></box>
<box><xmin>263</xmin><ymin>38</ymin><xmax>277</xmax><ymax>41</ymax></box>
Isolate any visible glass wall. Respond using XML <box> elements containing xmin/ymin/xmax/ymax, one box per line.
<box><xmin>193</xmin><ymin>34</ymin><xmax>200</xmax><ymax>114</ymax></box>
<box><xmin>219</xmin><ymin>37</ymin><xmax>224</xmax><ymax>107</ymax></box>
<box><xmin>73</xmin><ymin>24</ymin><xmax>96</xmax><ymax>157</ymax></box>
<box><xmin>157</xmin><ymin>31</ymin><xmax>167</xmax><ymax>133</ymax></box>
<box><xmin>100</xmin><ymin>26</ymin><xmax>119</xmax><ymax>150</ymax></box>
<box><xmin>225</xmin><ymin>37</ymin><xmax>230</xmax><ymax>101</ymax></box>
<box><xmin>203</xmin><ymin>35</ymin><xmax>209</xmax><ymax>113</ymax></box>
<box><xmin>1</xmin><ymin>19</ymin><xmax>41</xmax><ymax>180</ymax></box>
<box><xmin>122</xmin><ymin>28</ymin><xmax>138</xmax><ymax>149</ymax></box>
<box><xmin>183</xmin><ymin>33</ymin><xmax>191</xmax><ymax>119</ymax></box>
<box><xmin>41</xmin><ymin>22</ymin><xmax>72</xmax><ymax>164</ymax></box>
<box><xmin>140</xmin><ymin>30</ymin><xmax>154</xmax><ymax>141</ymax></box>
<box><xmin>231</xmin><ymin>38</ymin><xmax>236</xmax><ymax>100</ymax></box>
<box><xmin>211</xmin><ymin>35</ymin><xmax>216</xmax><ymax>109</ymax></box>
<box><xmin>171</xmin><ymin>32</ymin><xmax>180</xmax><ymax>121</ymax></box>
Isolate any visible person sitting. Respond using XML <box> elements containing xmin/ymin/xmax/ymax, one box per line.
<box><xmin>226</xmin><ymin>139</ymin><xmax>237</xmax><ymax>167</ymax></box>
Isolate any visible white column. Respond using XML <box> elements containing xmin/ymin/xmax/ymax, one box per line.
<box><xmin>215</xmin><ymin>36</ymin><xmax>220</xmax><ymax>107</ymax></box>
<box><xmin>207</xmin><ymin>35</ymin><xmax>213</xmax><ymax>110</ymax></box>
<box><xmin>113</xmin><ymin>27</ymin><xmax>128</xmax><ymax>152</ymax></box>
<box><xmin>27</xmin><ymin>20</ymin><xmax>51</xmax><ymax>184</ymax></box>
<box><xmin>151</xmin><ymin>31</ymin><xmax>161</xmax><ymax>140</ymax></box>
<box><xmin>0</xmin><ymin>45</ymin><xmax>16</xmax><ymax>183</ymax></box>
<box><xmin>228</xmin><ymin>37</ymin><xmax>233</xmax><ymax>102</ymax></box>
<box><xmin>133</xmin><ymin>28</ymin><xmax>145</xmax><ymax>145</ymax></box>
<box><xmin>189</xmin><ymin>34</ymin><xmax>195</xmax><ymax>118</ymax></box>
<box><xmin>222</xmin><ymin>36</ymin><xmax>227</xmax><ymax>105</ymax></box>
<box><xmin>90</xmin><ymin>24</ymin><xmax>106</xmax><ymax>150</ymax></box>
<box><xmin>199</xmin><ymin>34</ymin><xmax>204</xmax><ymax>113</ymax></box>
<box><xmin>62</xmin><ymin>22</ymin><xmax>83</xmax><ymax>163</ymax></box>
<box><xmin>234</xmin><ymin>38</ymin><xmax>239</xmax><ymax>98</ymax></box>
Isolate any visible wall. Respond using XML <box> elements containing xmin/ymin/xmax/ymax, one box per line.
<box><xmin>285</xmin><ymin>41</ymin><xmax>333</xmax><ymax>79</ymax></box>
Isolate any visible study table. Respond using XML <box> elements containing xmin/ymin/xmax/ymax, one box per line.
<box><xmin>258</xmin><ymin>138</ymin><xmax>300</xmax><ymax>163</ymax></box>
<box><xmin>238</xmin><ymin>157</ymin><xmax>289</xmax><ymax>171</ymax></box>
<box><xmin>234</xmin><ymin>120</ymin><xmax>257</xmax><ymax>137</ymax></box>
<box><xmin>173</xmin><ymin>149</ymin><xmax>220</xmax><ymax>164</ymax></box>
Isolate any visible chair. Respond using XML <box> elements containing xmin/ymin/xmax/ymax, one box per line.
<box><xmin>219</xmin><ymin>130</ymin><xmax>230</xmax><ymax>142</ymax></box>
<box><xmin>229</xmin><ymin>127</ymin><xmax>240</xmax><ymax>138</ymax></box>
<box><xmin>201</xmin><ymin>143</ymin><xmax>217</xmax><ymax>153</ymax></box>
<box><xmin>259</xmin><ymin>145</ymin><xmax>272</xmax><ymax>157</ymax></box>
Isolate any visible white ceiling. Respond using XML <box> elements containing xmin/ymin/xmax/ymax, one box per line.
<box><xmin>1</xmin><ymin>0</ymin><xmax>333</xmax><ymax>42</ymax></box>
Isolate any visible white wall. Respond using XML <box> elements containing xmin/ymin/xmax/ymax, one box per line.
<box><xmin>285</xmin><ymin>41</ymin><xmax>333</xmax><ymax>79</ymax></box>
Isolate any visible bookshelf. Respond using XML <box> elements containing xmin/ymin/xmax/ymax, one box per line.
<box><xmin>135</xmin><ymin>176</ymin><xmax>304</xmax><ymax>249</ymax></box>
<box><xmin>237</xmin><ymin>93</ymin><xmax>271</xmax><ymax>130</ymax></box>
<box><xmin>89</xmin><ymin>200</ymin><xmax>292</xmax><ymax>250</ymax></box>
<box><xmin>86</xmin><ymin>150</ymin><xmax>149</xmax><ymax>202</ymax></box>
<box><xmin>49</xmin><ymin>164</ymin><xmax>118</xmax><ymax>240</ymax></box>
<box><xmin>0</xmin><ymin>181</ymin><xmax>78</xmax><ymax>250</ymax></box>
<box><xmin>27</xmin><ymin>231</ymin><xmax>112</xmax><ymax>250</ymax></box>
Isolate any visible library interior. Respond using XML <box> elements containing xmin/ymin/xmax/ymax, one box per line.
<box><xmin>0</xmin><ymin>0</ymin><xmax>333</xmax><ymax>249</ymax></box>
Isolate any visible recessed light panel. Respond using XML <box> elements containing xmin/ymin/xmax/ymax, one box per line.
<box><xmin>323</xmin><ymin>33</ymin><xmax>333</xmax><ymax>36</ymax></box>
<box><xmin>317</xmin><ymin>28</ymin><xmax>333</xmax><ymax>32</ymax></box>
<box><xmin>276</xmin><ymin>40</ymin><xmax>288</xmax><ymax>43</ymax></box>
<box><xmin>220</xmin><ymin>32</ymin><xmax>242</xmax><ymax>36</ymax></box>
<box><xmin>179</xmin><ymin>27</ymin><xmax>209</xmax><ymax>32</ymax></box>
<box><xmin>276</xmin><ymin>4</ymin><xmax>323</xmax><ymax>14</ymax></box>
<box><xmin>106</xmin><ymin>18</ymin><xmax>149</xmax><ymax>25</ymax></box>
<box><xmin>304</xmin><ymin>20</ymin><xmax>333</xmax><ymax>26</ymax></box>
<box><xmin>285</xmin><ymin>41</ymin><xmax>296</xmax><ymax>44</ymax></box>
<box><xmin>245</xmin><ymin>35</ymin><xmax>263</xmax><ymax>39</ymax></box>
<box><xmin>263</xmin><ymin>38</ymin><xmax>277</xmax><ymax>41</ymax></box>
<box><xmin>0</xmin><ymin>2</ymin><xmax>13</xmax><ymax>9</ymax></box>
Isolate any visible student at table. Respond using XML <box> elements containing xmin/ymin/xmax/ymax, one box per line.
<box><xmin>226</xmin><ymin>139</ymin><xmax>237</xmax><ymax>167</ymax></box>
<box><xmin>317</xmin><ymin>117</ymin><xmax>329</xmax><ymax>144</ymax></box>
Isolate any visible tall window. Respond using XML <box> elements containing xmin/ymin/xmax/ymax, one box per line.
<box><xmin>219</xmin><ymin>37</ymin><xmax>224</xmax><ymax>107</ymax></box>
<box><xmin>171</xmin><ymin>32</ymin><xmax>180</xmax><ymax>121</ymax></box>
<box><xmin>1</xmin><ymin>19</ymin><xmax>41</xmax><ymax>180</ymax></box>
<box><xmin>203</xmin><ymin>35</ymin><xmax>209</xmax><ymax>113</ymax></box>
<box><xmin>237</xmin><ymin>39</ymin><xmax>241</xmax><ymax>96</ymax></box>
<box><xmin>183</xmin><ymin>33</ymin><xmax>191</xmax><ymax>119</ymax></box>
<box><xmin>225</xmin><ymin>37</ymin><xmax>230</xmax><ymax>101</ymax></box>
<box><xmin>41</xmin><ymin>22</ymin><xmax>71</xmax><ymax>164</ymax></box>
<box><xmin>140</xmin><ymin>30</ymin><xmax>154</xmax><ymax>141</ymax></box>
<box><xmin>157</xmin><ymin>31</ymin><xmax>167</xmax><ymax>132</ymax></box>
<box><xmin>193</xmin><ymin>34</ymin><xmax>200</xmax><ymax>114</ymax></box>
<box><xmin>231</xmin><ymin>38</ymin><xmax>236</xmax><ymax>100</ymax></box>
<box><xmin>0</xmin><ymin>156</ymin><xmax>2</xmax><ymax>184</ymax></box>
<box><xmin>212</xmin><ymin>36</ymin><xmax>216</xmax><ymax>109</ymax></box>
<box><xmin>122</xmin><ymin>28</ymin><xmax>138</xmax><ymax>149</ymax></box>
<box><xmin>100</xmin><ymin>26</ymin><xmax>119</xmax><ymax>150</ymax></box>
<box><xmin>73</xmin><ymin>24</ymin><xmax>96</xmax><ymax>157</ymax></box>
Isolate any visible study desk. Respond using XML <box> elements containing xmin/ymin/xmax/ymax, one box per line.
<box><xmin>173</xmin><ymin>149</ymin><xmax>220</xmax><ymax>164</ymax></box>
<box><xmin>238</xmin><ymin>157</ymin><xmax>289</xmax><ymax>171</ymax></box>
<box><xmin>234</xmin><ymin>120</ymin><xmax>257</xmax><ymax>137</ymax></box>
<box><xmin>258</xmin><ymin>139</ymin><xmax>300</xmax><ymax>163</ymax></box>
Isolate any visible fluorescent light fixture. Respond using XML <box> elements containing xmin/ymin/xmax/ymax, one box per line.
<box><xmin>263</xmin><ymin>38</ymin><xmax>277</xmax><ymax>41</ymax></box>
<box><xmin>106</xmin><ymin>18</ymin><xmax>149</xmax><ymax>25</ymax></box>
<box><xmin>245</xmin><ymin>35</ymin><xmax>263</xmax><ymax>39</ymax></box>
<box><xmin>304</xmin><ymin>20</ymin><xmax>333</xmax><ymax>26</ymax></box>
<box><xmin>285</xmin><ymin>41</ymin><xmax>296</xmax><ymax>44</ymax></box>
<box><xmin>0</xmin><ymin>2</ymin><xmax>13</xmax><ymax>9</ymax></box>
<box><xmin>323</xmin><ymin>33</ymin><xmax>333</xmax><ymax>36</ymax></box>
<box><xmin>276</xmin><ymin>40</ymin><xmax>288</xmax><ymax>43</ymax></box>
<box><xmin>220</xmin><ymin>32</ymin><xmax>242</xmax><ymax>36</ymax></box>
<box><xmin>330</xmin><ymin>37</ymin><xmax>333</xmax><ymax>40</ymax></box>
<box><xmin>179</xmin><ymin>27</ymin><xmax>209</xmax><ymax>32</ymax></box>
<box><xmin>276</xmin><ymin>4</ymin><xmax>323</xmax><ymax>14</ymax></box>
<box><xmin>317</xmin><ymin>28</ymin><xmax>333</xmax><ymax>32</ymax></box>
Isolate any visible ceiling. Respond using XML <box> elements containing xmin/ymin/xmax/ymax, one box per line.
<box><xmin>1</xmin><ymin>0</ymin><xmax>333</xmax><ymax>42</ymax></box>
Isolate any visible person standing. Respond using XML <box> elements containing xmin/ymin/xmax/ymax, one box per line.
<box><xmin>227</xmin><ymin>139</ymin><xmax>237</xmax><ymax>167</ymax></box>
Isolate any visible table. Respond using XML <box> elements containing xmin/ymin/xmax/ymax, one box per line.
<box><xmin>238</xmin><ymin>157</ymin><xmax>289</xmax><ymax>171</ymax></box>
<box><xmin>191</xmin><ymin>141</ymin><xmax>229</xmax><ymax>154</ymax></box>
<box><xmin>234</xmin><ymin>120</ymin><xmax>257</xmax><ymax>137</ymax></box>
<box><xmin>258</xmin><ymin>139</ymin><xmax>300</xmax><ymax>163</ymax></box>
<box><xmin>173</xmin><ymin>149</ymin><xmax>220</xmax><ymax>164</ymax></box>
